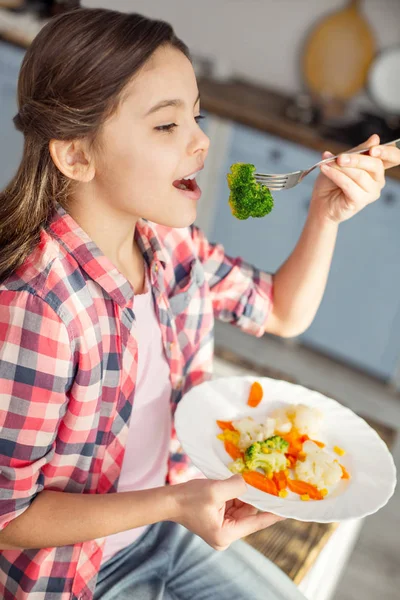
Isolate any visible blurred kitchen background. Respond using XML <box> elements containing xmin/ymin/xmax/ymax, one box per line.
<box><xmin>1</xmin><ymin>1</ymin><xmax>399</xmax><ymax>599</ymax></box>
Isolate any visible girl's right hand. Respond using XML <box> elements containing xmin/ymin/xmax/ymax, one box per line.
<box><xmin>170</xmin><ymin>474</ymin><xmax>283</xmax><ymax>551</ymax></box>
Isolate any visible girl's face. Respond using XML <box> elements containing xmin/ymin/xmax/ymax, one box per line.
<box><xmin>93</xmin><ymin>44</ymin><xmax>210</xmax><ymax>228</ymax></box>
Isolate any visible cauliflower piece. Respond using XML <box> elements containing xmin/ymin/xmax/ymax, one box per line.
<box><xmin>270</xmin><ymin>407</ymin><xmax>293</xmax><ymax>434</ymax></box>
<box><xmin>292</xmin><ymin>405</ymin><xmax>323</xmax><ymax>438</ymax></box>
<box><xmin>233</xmin><ymin>416</ymin><xmax>276</xmax><ymax>451</ymax></box>
<box><xmin>295</xmin><ymin>441</ymin><xmax>342</xmax><ymax>489</ymax></box>
<box><xmin>228</xmin><ymin>458</ymin><xmax>245</xmax><ymax>474</ymax></box>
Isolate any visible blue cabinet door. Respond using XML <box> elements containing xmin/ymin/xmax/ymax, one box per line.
<box><xmin>300</xmin><ymin>176</ymin><xmax>400</xmax><ymax>379</ymax></box>
<box><xmin>0</xmin><ymin>43</ymin><xmax>25</xmax><ymax>191</ymax></box>
<box><xmin>210</xmin><ymin>122</ymin><xmax>321</xmax><ymax>272</ymax></box>
<box><xmin>210</xmin><ymin>121</ymin><xmax>400</xmax><ymax>379</ymax></box>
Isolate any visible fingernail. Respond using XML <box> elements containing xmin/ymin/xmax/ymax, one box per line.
<box><xmin>340</xmin><ymin>154</ymin><xmax>350</xmax><ymax>164</ymax></box>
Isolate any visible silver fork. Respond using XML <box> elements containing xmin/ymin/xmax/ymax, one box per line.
<box><xmin>254</xmin><ymin>138</ymin><xmax>400</xmax><ymax>192</ymax></box>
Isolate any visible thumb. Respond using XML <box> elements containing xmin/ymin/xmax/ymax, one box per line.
<box><xmin>215</xmin><ymin>475</ymin><xmax>247</xmax><ymax>501</ymax></box>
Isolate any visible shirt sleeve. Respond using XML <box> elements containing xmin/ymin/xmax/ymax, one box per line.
<box><xmin>0</xmin><ymin>290</ymin><xmax>73</xmax><ymax>531</ymax></box>
<box><xmin>190</xmin><ymin>225</ymin><xmax>274</xmax><ymax>337</ymax></box>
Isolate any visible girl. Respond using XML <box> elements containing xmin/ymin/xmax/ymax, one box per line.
<box><xmin>0</xmin><ymin>8</ymin><xmax>398</xmax><ymax>600</ymax></box>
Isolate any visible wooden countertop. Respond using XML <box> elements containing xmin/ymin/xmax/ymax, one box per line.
<box><xmin>199</xmin><ymin>77</ymin><xmax>400</xmax><ymax>182</ymax></box>
<box><xmin>215</xmin><ymin>347</ymin><xmax>397</xmax><ymax>585</ymax></box>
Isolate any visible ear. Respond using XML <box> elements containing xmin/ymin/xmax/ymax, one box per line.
<box><xmin>49</xmin><ymin>139</ymin><xmax>95</xmax><ymax>182</ymax></box>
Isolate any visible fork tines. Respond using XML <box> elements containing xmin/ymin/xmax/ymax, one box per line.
<box><xmin>254</xmin><ymin>173</ymin><xmax>288</xmax><ymax>191</ymax></box>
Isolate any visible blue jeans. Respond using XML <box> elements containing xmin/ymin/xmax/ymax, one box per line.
<box><xmin>93</xmin><ymin>521</ymin><xmax>306</xmax><ymax>600</ymax></box>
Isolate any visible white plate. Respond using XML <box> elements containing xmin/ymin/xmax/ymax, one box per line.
<box><xmin>174</xmin><ymin>376</ymin><xmax>397</xmax><ymax>523</ymax></box>
<box><xmin>368</xmin><ymin>47</ymin><xmax>400</xmax><ymax>114</ymax></box>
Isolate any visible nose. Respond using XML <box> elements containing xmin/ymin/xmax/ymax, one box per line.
<box><xmin>189</xmin><ymin>124</ymin><xmax>210</xmax><ymax>160</ymax></box>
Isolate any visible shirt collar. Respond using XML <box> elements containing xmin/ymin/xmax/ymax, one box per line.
<box><xmin>49</xmin><ymin>203</ymin><xmax>166</xmax><ymax>309</ymax></box>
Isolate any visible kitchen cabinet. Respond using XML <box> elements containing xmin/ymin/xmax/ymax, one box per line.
<box><xmin>0</xmin><ymin>42</ymin><xmax>24</xmax><ymax>191</ymax></box>
<box><xmin>209</xmin><ymin>122</ymin><xmax>320</xmax><ymax>272</ymax></box>
<box><xmin>209</xmin><ymin>120</ymin><xmax>400</xmax><ymax>381</ymax></box>
<box><xmin>300</xmin><ymin>175</ymin><xmax>400</xmax><ymax>379</ymax></box>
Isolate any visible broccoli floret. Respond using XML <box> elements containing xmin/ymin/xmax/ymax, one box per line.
<box><xmin>227</xmin><ymin>163</ymin><xmax>274</xmax><ymax>220</ymax></box>
<box><xmin>244</xmin><ymin>441</ymin><xmax>287</xmax><ymax>474</ymax></box>
<box><xmin>228</xmin><ymin>457</ymin><xmax>246</xmax><ymax>474</ymax></box>
<box><xmin>264</xmin><ymin>435</ymin><xmax>289</xmax><ymax>453</ymax></box>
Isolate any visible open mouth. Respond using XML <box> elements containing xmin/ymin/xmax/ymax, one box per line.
<box><xmin>172</xmin><ymin>169</ymin><xmax>201</xmax><ymax>192</ymax></box>
<box><xmin>173</xmin><ymin>177</ymin><xmax>197</xmax><ymax>192</ymax></box>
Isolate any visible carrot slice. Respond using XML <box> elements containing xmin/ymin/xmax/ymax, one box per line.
<box><xmin>243</xmin><ymin>470</ymin><xmax>278</xmax><ymax>496</ymax></box>
<box><xmin>247</xmin><ymin>381</ymin><xmax>263</xmax><ymax>407</ymax></box>
<box><xmin>224</xmin><ymin>440</ymin><xmax>244</xmax><ymax>461</ymax></box>
<box><xmin>282</xmin><ymin>428</ymin><xmax>303</xmax><ymax>456</ymax></box>
<box><xmin>286</xmin><ymin>454</ymin><xmax>297</xmax><ymax>467</ymax></box>
<box><xmin>216</xmin><ymin>420</ymin><xmax>235</xmax><ymax>431</ymax></box>
<box><xmin>298</xmin><ymin>434</ymin><xmax>325</xmax><ymax>448</ymax></box>
<box><xmin>273</xmin><ymin>471</ymin><xmax>288</xmax><ymax>491</ymax></box>
<box><xmin>311</xmin><ymin>439</ymin><xmax>326</xmax><ymax>448</ymax></box>
<box><xmin>340</xmin><ymin>464</ymin><xmax>350</xmax><ymax>479</ymax></box>
<box><xmin>287</xmin><ymin>478</ymin><xmax>323</xmax><ymax>500</ymax></box>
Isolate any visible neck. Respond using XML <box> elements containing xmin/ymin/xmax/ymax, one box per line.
<box><xmin>67</xmin><ymin>189</ymin><xmax>145</xmax><ymax>292</ymax></box>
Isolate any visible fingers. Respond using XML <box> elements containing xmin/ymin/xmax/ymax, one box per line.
<box><xmin>335</xmin><ymin>154</ymin><xmax>385</xmax><ymax>186</ymax></box>
<box><xmin>227</xmin><ymin>511</ymin><xmax>284</xmax><ymax>541</ymax></box>
<box><xmin>320</xmin><ymin>162</ymin><xmax>371</xmax><ymax>199</ymax></box>
<box><xmin>370</xmin><ymin>143</ymin><xmax>400</xmax><ymax>170</ymax></box>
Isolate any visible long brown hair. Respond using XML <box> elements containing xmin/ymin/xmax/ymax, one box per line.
<box><xmin>0</xmin><ymin>8</ymin><xmax>189</xmax><ymax>282</ymax></box>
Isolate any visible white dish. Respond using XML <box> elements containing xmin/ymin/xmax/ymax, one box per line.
<box><xmin>174</xmin><ymin>376</ymin><xmax>397</xmax><ymax>523</ymax></box>
<box><xmin>368</xmin><ymin>47</ymin><xmax>400</xmax><ymax>114</ymax></box>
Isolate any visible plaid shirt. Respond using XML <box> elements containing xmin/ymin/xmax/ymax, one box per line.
<box><xmin>0</xmin><ymin>203</ymin><xmax>273</xmax><ymax>600</ymax></box>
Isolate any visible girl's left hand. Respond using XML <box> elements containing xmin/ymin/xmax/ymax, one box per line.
<box><xmin>311</xmin><ymin>134</ymin><xmax>400</xmax><ymax>223</ymax></box>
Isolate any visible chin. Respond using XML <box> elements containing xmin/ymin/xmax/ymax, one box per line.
<box><xmin>153</xmin><ymin>207</ymin><xmax>197</xmax><ymax>229</ymax></box>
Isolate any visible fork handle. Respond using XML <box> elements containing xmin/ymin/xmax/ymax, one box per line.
<box><xmin>319</xmin><ymin>137</ymin><xmax>400</xmax><ymax>167</ymax></box>
<box><xmin>300</xmin><ymin>138</ymin><xmax>400</xmax><ymax>181</ymax></box>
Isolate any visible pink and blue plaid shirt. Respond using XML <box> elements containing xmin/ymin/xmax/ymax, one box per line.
<box><xmin>0</xmin><ymin>203</ymin><xmax>273</xmax><ymax>599</ymax></box>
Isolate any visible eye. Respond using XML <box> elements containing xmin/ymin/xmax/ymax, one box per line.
<box><xmin>195</xmin><ymin>114</ymin><xmax>206</xmax><ymax>124</ymax></box>
<box><xmin>155</xmin><ymin>123</ymin><xmax>177</xmax><ymax>133</ymax></box>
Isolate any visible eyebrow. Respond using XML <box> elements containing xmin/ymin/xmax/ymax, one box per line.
<box><xmin>146</xmin><ymin>92</ymin><xmax>201</xmax><ymax>116</ymax></box>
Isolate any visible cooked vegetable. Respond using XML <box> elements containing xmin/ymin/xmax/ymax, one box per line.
<box><xmin>217</xmin><ymin>429</ymin><xmax>240</xmax><ymax>445</ymax></box>
<box><xmin>287</xmin><ymin>478</ymin><xmax>323</xmax><ymax>500</ymax></box>
<box><xmin>247</xmin><ymin>381</ymin><xmax>264</xmax><ymax>407</ymax></box>
<box><xmin>244</xmin><ymin>441</ymin><xmax>287</xmax><ymax>474</ymax></box>
<box><xmin>281</xmin><ymin>428</ymin><xmax>304</xmax><ymax>457</ymax></box>
<box><xmin>216</xmin><ymin>420</ymin><xmax>236</xmax><ymax>431</ymax></box>
<box><xmin>273</xmin><ymin>471</ymin><xmax>288</xmax><ymax>491</ymax></box>
<box><xmin>227</xmin><ymin>163</ymin><xmax>274</xmax><ymax>220</ymax></box>
<box><xmin>243</xmin><ymin>470</ymin><xmax>279</xmax><ymax>496</ymax></box>
<box><xmin>232</xmin><ymin>416</ymin><xmax>275</xmax><ymax>451</ymax></box>
<box><xmin>228</xmin><ymin>457</ymin><xmax>246</xmax><ymax>474</ymax></box>
<box><xmin>264</xmin><ymin>435</ymin><xmax>289</xmax><ymax>453</ymax></box>
<box><xmin>295</xmin><ymin>441</ymin><xmax>342</xmax><ymax>489</ymax></box>
<box><xmin>334</xmin><ymin>446</ymin><xmax>346</xmax><ymax>456</ymax></box>
<box><xmin>218</xmin><ymin>396</ymin><xmax>351</xmax><ymax>502</ymax></box>
<box><xmin>224</xmin><ymin>440</ymin><xmax>244</xmax><ymax>461</ymax></box>
<box><xmin>340</xmin><ymin>464</ymin><xmax>350</xmax><ymax>479</ymax></box>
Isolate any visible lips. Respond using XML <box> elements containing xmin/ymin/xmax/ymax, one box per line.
<box><xmin>172</xmin><ymin>166</ymin><xmax>204</xmax><ymax>188</ymax></box>
<box><xmin>173</xmin><ymin>178</ymin><xmax>197</xmax><ymax>191</ymax></box>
